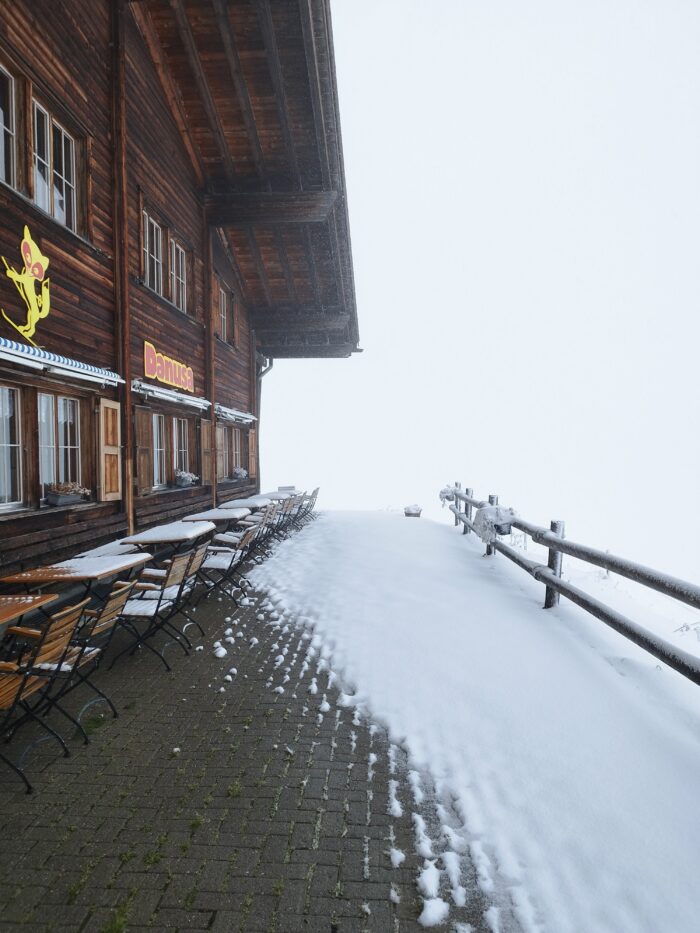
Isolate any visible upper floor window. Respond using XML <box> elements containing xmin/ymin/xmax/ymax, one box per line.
<box><xmin>33</xmin><ymin>102</ymin><xmax>76</xmax><ymax>232</ymax></box>
<box><xmin>142</xmin><ymin>211</ymin><xmax>163</xmax><ymax>295</ymax></box>
<box><xmin>0</xmin><ymin>386</ymin><xmax>22</xmax><ymax>507</ymax></box>
<box><xmin>170</xmin><ymin>239</ymin><xmax>187</xmax><ymax>313</ymax></box>
<box><xmin>219</xmin><ymin>287</ymin><xmax>227</xmax><ymax>342</ymax></box>
<box><xmin>0</xmin><ymin>67</ymin><xmax>16</xmax><ymax>188</ymax></box>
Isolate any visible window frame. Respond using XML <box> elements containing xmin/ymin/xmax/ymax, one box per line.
<box><xmin>32</xmin><ymin>100</ymin><xmax>77</xmax><ymax>232</ymax></box>
<box><xmin>218</xmin><ymin>286</ymin><xmax>228</xmax><ymax>342</ymax></box>
<box><xmin>0</xmin><ymin>385</ymin><xmax>22</xmax><ymax>509</ymax></box>
<box><xmin>173</xmin><ymin>416</ymin><xmax>189</xmax><ymax>474</ymax></box>
<box><xmin>0</xmin><ymin>64</ymin><xmax>16</xmax><ymax>190</ymax></box>
<box><xmin>37</xmin><ymin>391</ymin><xmax>82</xmax><ymax>497</ymax></box>
<box><xmin>142</xmin><ymin>210</ymin><xmax>164</xmax><ymax>296</ymax></box>
<box><xmin>169</xmin><ymin>237</ymin><xmax>188</xmax><ymax>313</ymax></box>
<box><xmin>152</xmin><ymin>413</ymin><xmax>166</xmax><ymax>489</ymax></box>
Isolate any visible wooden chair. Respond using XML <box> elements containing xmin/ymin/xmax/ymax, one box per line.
<box><xmin>199</xmin><ymin>526</ymin><xmax>258</xmax><ymax>602</ymax></box>
<box><xmin>110</xmin><ymin>552</ymin><xmax>193</xmax><ymax>672</ymax></box>
<box><xmin>39</xmin><ymin>580</ymin><xmax>137</xmax><ymax>738</ymax></box>
<box><xmin>0</xmin><ymin>599</ymin><xmax>90</xmax><ymax>793</ymax></box>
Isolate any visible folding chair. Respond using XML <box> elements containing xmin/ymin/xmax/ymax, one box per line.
<box><xmin>199</xmin><ymin>526</ymin><xmax>258</xmax><ymax>603</ymax></box>
<box><xmin>139</xmin><ymin>541</ymin><xmax>209</xmax><ymax>637</ymax></box>
<box><xmin>39</xmin><ymin>580</ymin><xmax>137</xmax><ymax>740</ymax></box>
<box><xmin>110</xmin><ymin>552</ymin><xmax>193</xmax><ymax>672</ymax></box>
<box><xmin>0</xmin><ymin>599</ymin><xmax>90</xmax><ymax>793</ymax></box>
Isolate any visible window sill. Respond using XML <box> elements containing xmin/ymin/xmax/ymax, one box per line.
<box><xmin>0</xmin><ymin>499</ymin><xmax>111</xmax><ymax>521</ymax></box>
<box><xmin>0</xmin><ymin>180</ymin><xmax>104</xmax><ymax>257</ymax></box>
<box><xmin>133</xmin><ymin>278</ymin><xmax>203</xmax><ymax>327</ymax></box>
<box><xmin>215</xmin><ymin>334</ymin><xmax>238</xmax><ymax>350</ymax></box>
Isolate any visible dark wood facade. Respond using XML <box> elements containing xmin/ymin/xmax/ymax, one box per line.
<box><xmin>0</xmin><ymin>0</ymin><xmax>357</xmax><ymax>573</ymax></box>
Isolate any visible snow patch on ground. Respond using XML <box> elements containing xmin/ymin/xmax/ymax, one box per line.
<box><xmin>249</xmin><ymin>511</ymin><xmax>700</xmax><ymax>933</ymax></box>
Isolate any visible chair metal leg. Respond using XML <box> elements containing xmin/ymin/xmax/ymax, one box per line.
<box><xmin>0</xmin><ymin>747</ymin><xmax>32</xmax><ymax>793</ymax></box>
<box><xmin>20</xmin><ymin>702</ymin><xmax>70</xmax><ymax>757</ymax></box>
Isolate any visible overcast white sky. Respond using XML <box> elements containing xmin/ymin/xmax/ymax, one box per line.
<box><xmin>261</xmin><ymin>0</ymin><xmax>700</xmax><ymax>579</ymax></box>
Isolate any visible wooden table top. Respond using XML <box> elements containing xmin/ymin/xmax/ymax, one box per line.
<box><xmin>0</xmin><ymin>594</ymin><xmax>59</xmax><ymax>625</ymax></box>
<box><xmin>182</xmin><ymin>508</ymin><xmax>251</xmax><ymax>523</ymax></box>
<box><xmin>120</xmin><ymin>521</ymin><xmax>216</xmax><ymax>546</ymax></box>
<box><xmin>0</xmin><ymin>552</ymin><xmax>153</xmax><ymax>585</ymax></box>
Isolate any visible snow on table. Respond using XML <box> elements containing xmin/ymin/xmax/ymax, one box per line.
<box><xmin>250</xmin><ymin>511</ymin><xmax>700</xmax><ymax>933</ymax></box>
<box><xmin>182</xmin><ymin>508</ymin><xmax>250</xmax><ymax>522</ymax></box>
<box><xmin>120</xmin><ymin>521</ymin><xmax>216</xmax><ymax>544</ymax></box>
<box><xmin>219</xmin><ymin>497</ymin><xmax>271</xmax><ymax>510</ymax></box>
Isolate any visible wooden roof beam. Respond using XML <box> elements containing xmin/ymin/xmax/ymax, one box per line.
<box><xmin>254</xmin><ymin>0</ymin><xmax>301</xmax><ymax>188</ymax></box>
<box><xmin>211</xmin><ymin>0</ymin><xmax>267</xmax><ymax>184</ymax></box>
<box><xmin>246</xmin><ymin>229</ymin><xmax>273</xmax><ymax>307</ymax></box>
<box><xmin>273</xmin><ymin>229</ymin><xmax>299</xmax><ymax>305</ymax></box>
<box><xmin>168</xmin><ymin>0</ymin><xmax>236</xmax><ymax>183</ymax></box>
<box><xmin>129</xmin><ymin>2</ymin><xmax>205</xmax><ymax>188</ymax></box>
<box><xmin>206</xmin><ymin>190</ymin><xmax>338</xmax><ymax>226</ymax></box>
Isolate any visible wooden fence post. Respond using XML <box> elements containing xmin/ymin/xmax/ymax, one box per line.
<box><xmin>463</xmin><ymin>487</ymin><xmax>473</xmax><ymax>534</ymax></box>
<box><xmin>544</xmin><ymin>520</ymin><xmax>565</xmax><ymax>608</ymax></box>
<box><xmin>486</xmin><ymin>494</ymin><xmax>498</xmax><ymax>556</ymax></box>
<box><xmin>454</xmin><ymin>481</ymin><xmax>461</xmax><ymax>525</ymax></box>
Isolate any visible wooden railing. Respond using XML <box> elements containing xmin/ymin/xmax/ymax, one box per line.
<box><xmin>445</xmin><ymin>482</ymin><xmax>700</xmax><ymax>686</ymax></box>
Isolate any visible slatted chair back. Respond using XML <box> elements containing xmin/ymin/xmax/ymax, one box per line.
<box><xmin>82</xmin><ymin>581</ymin><xmax>136</xmax><ymax>641</ymax></box>
<box><xmin>186</xmin><ymin>541</ymin><xmax>210</xmax><ymax>581</ymax></box>
<box><xmin>0</xmin><ymin>598</ymin><xmax>90</xmax><ymax>711</ymax></box>
<box><xmin>33</xmin><ymin>600</ymin><xmax>90</xmax><ymax>671</ymax></box>
<box><xmin>162</xmin><ymin>551</ymin><xmax>192</xmax><ymax>593</ymax></box>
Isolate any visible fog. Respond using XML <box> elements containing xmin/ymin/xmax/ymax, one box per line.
<box><xmin>261</xmin><ymin>0</ymin><xmax>700</xmax><ymax>581</ymax></box>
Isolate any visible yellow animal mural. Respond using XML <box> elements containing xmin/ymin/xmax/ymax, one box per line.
<box><xmin>1</xmin><ymin>225</ymin><xmax>51</xmax><ymax>347</ymax></box>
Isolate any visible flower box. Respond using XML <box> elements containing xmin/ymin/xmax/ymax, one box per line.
<box><xmin>46</xmin><ymin>492</ymin><xmax>85</xmax><ymax>506</ymax></box>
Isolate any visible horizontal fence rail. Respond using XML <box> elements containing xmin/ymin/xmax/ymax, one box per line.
<box><xmin>444</xmin><ymin>482</ymin><xmax>700</xmax><ymax>687</ymax></box>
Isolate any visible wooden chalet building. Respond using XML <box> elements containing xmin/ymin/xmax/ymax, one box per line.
<box><xmin>0</xmin><ymin>0</ymin><xmax>358</xmax><ymax>573</ymax></box>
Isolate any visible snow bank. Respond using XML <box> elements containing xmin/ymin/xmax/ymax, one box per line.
<box><xmin>250</xmin><ymin>511</ymin><xmax>700</xmax><ymax>933</ymax></box>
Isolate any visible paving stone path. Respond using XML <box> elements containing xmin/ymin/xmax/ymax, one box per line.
<box><xmin>0</xmin><ymin>569</ymin><xmax>499</xmax><ymax>933</ymax></box>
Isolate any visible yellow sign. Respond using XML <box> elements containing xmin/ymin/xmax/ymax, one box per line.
<box><xmin>144</xmin><ymin>341</ymin><xmax>194</xmax><ymax>392</ymax></box>
<box><xmin>1</xmin><ymin>226</ymin><xmax>51</xmax><ymax>347</ymax></box>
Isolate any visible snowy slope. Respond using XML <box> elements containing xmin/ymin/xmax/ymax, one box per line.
<box><xmin>250</xmin><ymin>511</ymin><xmax>700</xmax><ymax>933</ymax></box>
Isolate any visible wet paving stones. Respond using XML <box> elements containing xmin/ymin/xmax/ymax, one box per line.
<box><xmin>0</xmin><ymin>575</ymin><xmax>497</xmax><ymax>933</ymax></box>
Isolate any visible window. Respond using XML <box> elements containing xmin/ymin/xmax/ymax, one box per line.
<box><xmin>142</xmin><ymin>211</ymin><xmax>163</xmax><ymax>295</ymax></box>
<box><xmin>0</xmin><ymin>387</ymin><xmax>22</xmax><ymax>506</ymax></box>
<box><xmin>219</xmin><ymin>287</ymin><xmax>227</xmax><ymax>342</ymax></box>
<box><xmin>221</xmin><ymin>427</ymin><xmax>230</xmax><ymax>478</ymax></box>
<box><xmin>0</xmin><ymin>67</ymin><xmax>16</xmax><ymax>188</ymax></box>
<box><xmin>170</xmin><ymin>239</ymin><xmax>187</xmax><ymax>312</ymax></box>
<box><xmin>233</xmin><ymin>428</ymin><xmax>242</xmax><ymax>468</ymax></box>
<box><xmin>216</xmin><ymin>425</ymin><xmax>244</xmax><ymax>481</ymax></box>
<box><xmin>38</xmin><ymin>393</ymin><xmax>81</xmax><ymax>495</ymax></box>
<box><xmin>33</xmin><ymin>102</ymin><xmax>76</xmax><ymax>231</ymax></box>
<box><xmin>152</xmin><ymin>413</ymin><xmax>166</xmax><ymax>487</ymax></box>
<box><xmin>173</xmin><ymin>417</ymin><xmax>189</xmax><ymax>473</ymax></box>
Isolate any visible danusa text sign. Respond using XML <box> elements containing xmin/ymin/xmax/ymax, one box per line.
<box><xmin>144</xmin><ymin>341</ymin><xmax>194</xmax><ymax>392</ymax></box>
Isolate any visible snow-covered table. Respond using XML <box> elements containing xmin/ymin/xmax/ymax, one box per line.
<box><xmin>219</xmin><ymin>497</ymin><xmax>271</xmax><ymax>510</ymax></box>
<box><xmin>182</xmin><ymin>508</ymin><xmax>250</xmax><ymax>524</ymax></box>
<box><xmin>120</xmin><ymin>521</ymin><xmax>216</xmax><ymax>554</ymax></box>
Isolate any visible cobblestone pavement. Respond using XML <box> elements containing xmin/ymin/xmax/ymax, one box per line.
<box><xmin>0</xmin><ymin>568</ymin><xmax>497</xmax><ymax>933</ymax></box>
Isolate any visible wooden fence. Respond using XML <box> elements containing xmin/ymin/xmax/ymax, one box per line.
<box><xmin>446</xmin><ymin>483</ymin><xmax>700</xmax><ymax>686</ymax></box>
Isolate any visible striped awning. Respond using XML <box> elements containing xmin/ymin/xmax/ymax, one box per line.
<box><xmin>0</xmin><ymin>336</ymin><xmax>123</xmax><ymax>386</ymax></box>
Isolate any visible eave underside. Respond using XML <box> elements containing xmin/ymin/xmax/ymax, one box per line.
<box><xmin>136</xmin><ymin>0</ymin><xmax>359</xmax><ymax>359</ymax></box>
